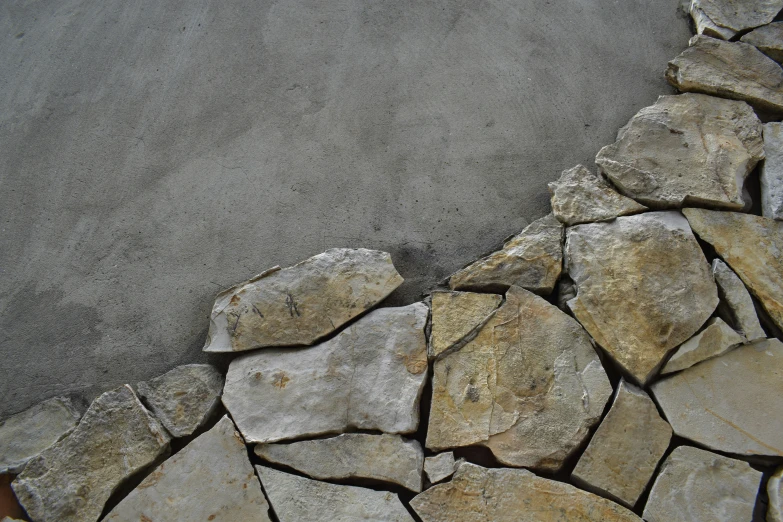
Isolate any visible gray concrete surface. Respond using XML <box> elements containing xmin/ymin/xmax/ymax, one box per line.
<box><xmin>0</xmin><ymin>0</ymin><xmax>691</xmax><ymax>418</ymax></box>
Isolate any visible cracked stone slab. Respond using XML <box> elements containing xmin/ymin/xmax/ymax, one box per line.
<box><xmin>769</xmin><ymin>466</ymin><xmax>783</xmax><ymax>522</ymax></box>
<box><xmin>763</xmin><ymin>122</ymin><xmax>783</xmax><ymax>220</ymax></box>
<box><xmin>712</xmin><ymin>259</ymin><xmax>767</xmax><ymax>341</ymax></box>
<box><xmin>429</xmin><ymin>291</ymin><xmax>501</xmax><ymax>359</ymax></box>
<box><xmin>690</xmin><ymin>0</ymin><xmax>737</xmax><ymax>40</ymax></box>
<box><xmin>426</xmin><ymin>286</ymin><xmax>612</xmax><ymax>471</ymax></box>
<box><xmin>223</xmin><ymin>303</ymin><xmax>428</xmax><ymax>443</ymax></box>
<box><xmin>661</xmin><ymin>317</ymin><xmax>744</xmax><ymax>374</ymax></box>
<box><xmin>423</xmin><ymin>452</ymin><xmax>456</xmax><ymax>485</ymax></box>
<box><xmin>742</xmin><ymin>22</ymin><xmax>783</xmax><ymax>63</ymax></box>
<box><xmin>105</xmin><ymin>416</ymin><xmax>271</xmax><ymax>521</ymax></box>
<box><xmin>692</xmin><ymin>0</ymin><xmax>783</xmax><ymax>33</ymax></box>
<box><xmin>203</xmin><ymin>248</ymin><xmax>403</xmax><ymax>352</ymax></box>
<box><xmin>565</xmin><ymin>211</ymin><xmax>718</xmax><ymax>384</ymax></box>
<box><xmin>254</xmin><ymin>433</ymin><xmax>423</xmax><ymax>492</ymax></box>
<box><xmin>595</xmin><ymin>93</ymin><xmax>764</xmax><ymax>210</ymax></box>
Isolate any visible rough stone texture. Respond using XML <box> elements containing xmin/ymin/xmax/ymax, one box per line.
<box><xmin>742</xmin><ymin>22</ymin><xmax>783</xmax><ymax>63</ymax></box>
<box><xmin>548</xmin><ymin>164</ymin><xmax>647</xmax><ymax>225</ymax></box>
<box><xmin>426</xmin><ymin>286</ymin><xmax>612</xmax><ymax>471</ymax></box>
<box><xmin>429</xmin><ymin>291</ymin><xmax>501</xmax><ymax>359</ymax></box>
<box><xmin>769</xmin><ymin>466</ymin><xmax>783</xmax><ymax>522</ymax></box>
<box><xmin>204</xmin><ymin>248</ymin><xmax>403</xmax><ymax>352</ymax></box>
<box><xmin>692</xmin><ymin>0</ymin><xmax>783</xmax><ymax>33</ymax></box>
<box><xmin>651</xmin><ymin>338</ymin><xmax>783</xmax><ymax>456</ymax></box>
<box><xmin>136</xmin><ymin>363</ymin><xmax>223</xmax><ymax>437</ymax></box>
<box><xmin>763</xmin><ymin>122</ymin><xmax>783</xmax><ymax>220</ymax></box>
<box><xmin>256</xmin><ymin>465</ymin><xmax>414</xmax><ymax>522</ymax></box>
<box><xmin>223</xmin><ymin>303</ymin><xmax>427</xmax><ymax>443</ymax></box>
<box><xmin>661</xmin><ymin>317</ymin><xmax>744</xmax><ymax>374</ymax></box>
<box><xmin>0</xmin><ymin>397</ymin><xmax>81</xmax><ymax>474</ymax></box>
<box><xmin>565</xmin><ymin>211</ymin><xmax>719</xmax><ymax>384</ymax></box>
<box><xmin>690</xmin><ymin>0</ymin><xmax>737</xmax><ymax>40</ymax></box>
<box><xmin>712</xmin><ymin>259</ymin><xmax>767</xmax><ymax>341</ymax></box>
<box><xmin>595</xmin><ymin>93</ymin><xmax>764</xmax><ymax>210</ymax></box>
<box><xmin>684</xmin><ymin>208</ymin><xmax>783</xmax><ymax>331</ymax></box>
<box><xmin>105</xmin><ymin>416</ymin><xmax>271</xmax><ymax>521</ymax></box>
<box><xmin>666</xmin><ymin>36</ymin><xmax>783</xmax><ymax>116</ymax></box>
<box><xmin>448</xmin><ymin>214</ymin><xmax>564</xmax><ymax>295</ymax></box>
<box><xmin>254</xmin><ymin>433</ymin><xmax>423</xmax><ymax>492</ymax></box>
<box><xmin>643</xmin><ymin>446</ymin><xmax>762</xmax><ymax>522</ymax></box>
<box><xmin>410</xmin><ymin>462</ymin><xmax>642</xmax><ymax>522</ymax></box>
<box><xmin>571</xmin><ymin>380</ymin><xmax>672</xmax><ymax>508</ymax></box>
<box><xmin>423</xmin><ymin>452</ymin><xmax>456</xmax><ymax>485</ymax></box>
<box><xmin>11</xmin><ymin>385</ymin><xmax>170</xmax><ymax>522</ymax></box>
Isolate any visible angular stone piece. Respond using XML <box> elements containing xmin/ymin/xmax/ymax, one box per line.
<box><xmin>448</xmin><ymin>214</ymin><xmax>563</xmax><ymax>295</ymax></box>
<box><xmin>410</xmin><ymin>462</ymin><xmax>642</xmax><ymax>522</ymax></box>
<box><xmin>652</xmin><ymin>338</ymin><xmax>783</xmax><ymax>456</ymax></box>
<box><xmin>105</xmin><ymin>416</ymin><xmax>271</xmax><ymax>521</ymax></box>
<box><xmin>256</xmin><ymin>465</ymin><xmax>414</xmax><ymax>522</ymax></box>
<box><xmin>742</xmin><ymin>22</ymin><xmax>783</xmax><ymax>63</ymax></box>
<box><xmin>223</xmin><ymin>303</ymin><xmax>428</xmax><ymax>443</ymax></box>
<box><xmin>693</xmin><ymin>0</ymin><xmax>783</xmax><ymax>33</ymax></box>
<box><xmin>595</xmin><ymin>93</ymin><xmax>764</xmax><ymax>210</ymax></box>
<box><xmin>426</xmin><ymin>286</ymin><xmax>612</xmax><ymax>471</ymax></box>
<box><xmin>763</xmin><ymin>122</ymin><xmax>783</xmax><ymax>220</ymax></box>
<box><xmin>429</xmin><ymin>291</ymin><xmax>501</xmax><ymax>359</ymax></box>
<box><xmin>254</xmin><ymin>433</ymin><xmax>423</xmax><ymax>492</ymax></box>
<box><xmin>690</xmin><ymin>0</ymin><xmax>737</xmax><ymax>40</ymax></box>
<box><xmin>0</xmin><ymin>397</ymin><xmax>81</xmax><ymax>474</ymax></box>
<box><xmin>548</xmin><ymin>164</ymin><xmax>647</xmax><ymax>225</ymax></box>
<box><xmin>203</xmin><ymin>248</ymin><xmax>404</xmax><ymax>352</ymax></box>
<box><xmin>643</xmin><ymin>446</ymin><xmax>762</xmax><ymax>522</ymax></box>
<box><xmin>769</xmin><ymin>466</ymin><xmax>783</xmax><ymax>522</ymax></box>
<box><xmin>12</xmin><ymin>385</ymin><xmax>171</xmax><ymax>522</ymax></box>
<box><xmin>712</xmin><ymin>259</ymin><xmax>767</xmax><ymax>341</ymax></box>
<box><xmin>571</xmin><ymin>380</ymin><xmax>672</xmax><ymax>508</ymax></box>
<box><xmin>684</xmin><ymin>208</ymin><xmax>783</xmax><ymax>330</ymax></box>
<box><xmin>137</xmin><ymin>364</ymin><xmax>224</xmax><ymax>438</ymax></box>
<box><xmin>661</xmin><ymin>317</ymin><xmax>744</xmax><ymax>374</ymax></box>
<box><xmin>424</xmin><ymin>452</ymin><xmax>456</xmax><ymax>485</ymax></box>
<box><xmin>666</xmin><ymin>36</ymin><xmax>783</xmax><ymax>116</ymax></box>
<box><xmin>566</xmin><ymin>211</ymin><xmax>719</xmax><ymax>384</ymax></box>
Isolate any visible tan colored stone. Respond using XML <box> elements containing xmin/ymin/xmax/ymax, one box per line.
<box><xmin>661</xmin><ymin>317</ymin><xmax>744</xmax><ymax>374</ymax></box>
<box><xmin>690</xmin><ymin>1</ymin><xmax>736</xmax><ymax>40</ymax></box>
<box><xmin>769</xmin><ymin>466</ymin><xmax>783</xmax><ymax>522</ymax></box>
<box><xmin>693</xmin><ymin>0</ymin><xmax>783</xmax><ymax>33</ymax></box>
<box><xmin>429</xmin><ymin>291</ymin><xmax>501</xmax><ymax>359</ymax></box>
<box><xmin>712</xmin><ymin>259</ymin><xmax>766</xmax><ymax>341</ymax></box>
<box><xmin>762</xmin><ymin>121</ymin><xmax>783</xmax><ymax>220</ymax></box>
<box><xmin>423</xmin><ymin>452</ymin><xmax>456</xmax><ymax>485</ymax></box>
<box><xmin>741</xmin><ymin>22</ymin><xmax>783</xmax><ymax>63</ymax></box>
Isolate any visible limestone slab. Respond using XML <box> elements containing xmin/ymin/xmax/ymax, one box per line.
<box><xmin>763</xmin><ymin>122</ymin><xmax>783</xmax><ymax>220</ymax></box>
<box><xmin>429</xmin><ymin>291</ymin><xmax>501</xmax><ymax>359</ymax></box>
<box><xmin>712</xmin><ymin>259</ymin><xmax>767</xmax><ymax>341</ymax></box>
<box><xmin>423</xmin><ymin>452</ymin><xmax>456</xmax><ymax>485</ymax></box>
<box><xmin>690</xmin><ymin>1</ymin><xmax>737</xmax><ymax>40</ymax></box>
<box><xmin>661</xmin><ymin>317</ymin><xmax>744</xmax><ymax>374</ymax></box>
<box><xmin>693</xmin><ymin>0</ymin><xmax>783</xmax><ymax>33</ymax></box>
<box><xmin>769</xmin><ymin>466</ymin><xmax>783</xmax><ymax>522</ymax></box>
<box><xmin>741</xmin><ymin>22</ymin><xmax>783</xmax><ymax>63</ymax></box>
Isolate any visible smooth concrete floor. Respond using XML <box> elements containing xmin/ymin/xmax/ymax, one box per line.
<box><xmin>0</xmin><ymin>0</ymin><xmax>691</xmax><ymax>417</ymax></box>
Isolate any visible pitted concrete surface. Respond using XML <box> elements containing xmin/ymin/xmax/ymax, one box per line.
<box><xmin>0</xmin><ymin>0</ymin><xmax>690</xmax><ymax>417</ymax></box>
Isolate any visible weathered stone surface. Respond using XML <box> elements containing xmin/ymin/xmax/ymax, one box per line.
<box><xmin>410</xmin><ymin>462</ymin><xmax>642</xmax><ymax>522</ymax></box>
<box><xmin>566</xmin><ymin>211</ymin><xmax>719</xmax><ymax>384</ymax></box>
<box><xmin>684</xmin><ymin>208</ymin><xmax>783</xmax><ymax>330</ymax></box>
<box><xmin>12</xmin><ymin>385</ymin><xmax>170</xmax><ymax>522</ymax></box>
<box><xmin>652</xmin><ymin>338</ymin><xmax>783</xmax><ymax>456</ymax></box>
<box><xmin>595</xmin><ymin>93</ymin><xmax>764</xmax><ymax>210</ymax></box>
<box><xmin>426</xmin><ymin>286</ymin><xmax>611</xmax><ymax>471</ymax></box>
<box><xmin>643</xmin><ymin>446</ymin><xmax>762</xmax><ymax>522</ymax></box>
<box><xmin>254</xmin><ymin>433</ymin><xmax>423</xmax><ymax>492</ymax></box>
<box><xmin>666</xmin><ymin>36</ymin><xmax>783</xmax><ymax>116</ymax></box>
<box><xmin>257</xmin><ymin>465</ymin><xmax>414</xmax><ymax>522</ymax></box>
<box><xmin>424</xmin><ymin>452</ymin><xmax>456</xmax><ymax>485</ymax></box>
<box><xmin>137</xmin><ymin>364</ymin><xmax>223</xmax><ymax>438</ymax></box>
<box><xmin>448</xmin><ymin>214</ymin><xmax>563</xmax><ymax>295</ymax></box>
<box><xmin>690</xmin><ymin>0</ymin><xmax>737</xmax><ymax>40</ymax></box>
<box><xmin>548</xmin><ymin>164</ymin><xmax>647</xmax><ymax>225</ymax></box>
<box><xmin>203</xmin><ymin>248</ymin><xmax>403</xmax><ymax>352</ymax></box>
<box><xmin>105</xmin><ymin>416</ymin><xmax>271</xmax><ymax>521</ymax></box>
<box><xmin>769</xmin><ymin>466</ymin><xmax>783</xmax><ymax>522</ymax></box>
<box><xmin>661</xmin><ymin>317</ymin><xmax>744</xmax><ymax>374</ymax></box>
<box><xmin>571</xmin><ymin>380</ymin><xmax>672</xmax><ymax>508</ymax></box>
<box><xmin>712</xmin><ymin>259</ymin><xmax>767</xmax><ymax>341</ymax></box>
<box><xmin>429</xmin><ymin>291</ymin><xmax>501</xmax><ymax>359</ymax></box>
<box><xmin>223</xmin><ymin>303</ymin><xmax>427</xmax><ymax>444</ymax></box>
<box><xmin>693</xmin><ymin>0</ymin><xmax>783</xmax><ymax>33</ymax></box>
<box><xmin>0</xmin><ymin>397</ymin><xmax>81</xmax><ymax>474</ymax></box>
<box><xmin>763</xmin><ymin>122</ymin><xmax>783</xmax><ymax>220</ymax></box>
<box><xmin>742</xmin><ymin>22</ymin><xmax>783</xmax><ymax>63</ymax></box>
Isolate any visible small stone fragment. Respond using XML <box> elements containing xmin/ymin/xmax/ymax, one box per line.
<box><xmin>137</xmin><ymin>364</ymin><xmax>223</xmax><ymax>438</ymax></box>
<box><xmin>0</xmin><ymin>396</ymin><xmax>81</xmax><ymax>474</ymax></box>
<box><xmin>690</xmin><ymin>0</ymin><xmax>737</xmax><ymax>40</ymax></box>
<box><xmin>12</xmin><ymin>385</ymin><xmax>171</xmax><ymax>522</ymax></box>
<box><xmin>571</xmin><ymin>380</ymin><xmax>672</xmax><ymax>508</ymax></box>
<box><xmin>692</xmin><ymin>0</ymin><xmax>783</xmax><ymax>33</ymax></box>
<box><xmin>769</xmin><ymin>466</ymin><xmax>783</xmax><ymax>522</ymax></box>
<box><xmin>254</xmin><ymin>433</ymin><xmax>423</xmax><ymax>492</ymax></box>
<box><xmin>595</xmin><ymin>93</ymin><xmax>763</xmax><ymax>210</ymax></box>
<box><xmin>257</xmin><ymin>465</ymin><xmax>414</xmax><ymax>522</ymax></box>
<box><xmin>651</xmin><ymin>338</ymin><xmax>783</xmax><ymax>456</ymax></box>
<box><xmin>661</xmin><ymin>317</ymin><xmax>744</xmax><ymax>374</ymax></box>
<box><xmin>203</xmin><ymin>248</ymin><xmax>404</xmax><ymax>352</ymax></box>
<box><xmin>763</xmin><ymin>122</ymin><xmax>783</xmax><ymax>220</ymax></box>
<box><xmin>712</xmin><ymin>259</ymin><xmax>767</xmax><ymax>341</ymax></box>
<box><xmin>448</xmin><ymin>214</ymin><xmax>563</xmax><ymax>295</ymax></box>
<box><xmin>741</xmin><ymin>22</ymin><xmax>783</xmax><ymax>63</ymax></box>
<box><xmin>105</xmin><ymin>416</ymin><xmax>271</xmax><ymax>521</ymax></box>
<box><xmin>429</xmin><ymin>291</ymin><xmax>501</xmax><ymax>359</ymax></box>
<box><xmin>643</xmin><ymin>446</ymin><xmax>762</xmax><ymax>522</ymax></box>
<box><xmin>410</xmin><ymin>462</ymin><xmax>642</xmax><ymax>522</ymax></box>
<box><xmin>423</xmin><ymin>452</ymin><xmax>456</xmax><ymax>485</ymax></box>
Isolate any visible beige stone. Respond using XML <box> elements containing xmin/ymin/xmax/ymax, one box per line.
<box><xmin>769</xmin><ymin>466</ymin><xmax>783</xmax><ymax>522</ymax></box>
<box><xmin>423</xmin><ymin>452</ymin><xmax>456</xmax><ymax>485</ymax></box>
<box><xmin>429</xmin><ymin>291</ymin><xmax>501</xmax><ymax>359</ymax></box>
<box><xmin>741</xmin><ymin>22</ymin><xmax>783</xmax><ymax>63</ymax></box>
<box><xmin>661</xmin><ymin>317</ymin><xmax>744</xmax><ymax>374</ymax></box>
<box><xmin>712</xmin><ymin>259</ymin><xmax>767</xmax><ymax>341</ymax></box>
<box><xmin>762</xmin><ymin>122</ymin><xmax>783</xmax><ymax>220</ymax></box>
<box><xmin>693</xmin><ymin>0</ymin><xmax>783</xmax><ymax>33</ymax></box>
<box><xmin>690</xmin><ymin>1</ymin><xmax>736</xmax><ymax>40</ymax></box>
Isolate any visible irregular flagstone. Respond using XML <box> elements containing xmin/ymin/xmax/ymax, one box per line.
<box><xmin>426</xmin><ymin>286</ymin><xmax>612</xmax><ymax>471</ymax></box>
<box><xmin>410</xmin><ymin>462</ymin><xmax>642</xmax><ymax>522</ymax></box>
<box><xmin>429</xmin><ymin>291</ymin><xmax>501</xmax><ymax>359</ymax></box>
<box><xmin>693</xmin><ymin>0</ymin><xmax>783</xmax><ymax>33</ymax></box>
<box><xmin>690</xmin><ymin>0</ymin><xmax>737</xmax><ymax>40</ymax></box>
<box><xmin>741</xmin><ymin>22</ymin><xmax>783</xmax><ymax>63</ymax></box>
<box><xmin>203</xmin><ymin>248</ymin><xmax>403</xmax><ymax>352</ymax></box>
<box><xmin>137</xmin><ymin>364</ymin><xmax>224</xmax><ymax>438</ymax></box>
<box><xmin>423</xmin><ymin>452</ymin><xmax>456</xmax><ymax>485</ymax></box>
<box><xmin>548</xmin><ymin>164</ymin><xmax>647</xmax><ymax>226</ymax></box>
<box><xmin>254</xmin><ymin>433</ymin><xmax>423</xmax><ymax>492</ymax></box>
<box><xmin>595</xmin><ymin>93</ymin><xmax>764</xmax><ymax>210</ymax></box>
<box><xmin>0</xmin><ymin>396</ymin><xmax>81</xmax><ymax>474</ymax></box>
<box><xmin>256</xmin><ymin>465</ymin><xmax>414</xmax><ymax>522</ymax></box>
<box><xmin>12</xmin><ymin>385</ymin><xmax>171</xmax><ymax>522</ymax></box>
<box><xmin>763</xmin><ymin>122</ymin><xmax>783</xmax><ymax>220</ymax></box>
<box><xmin>660</xmin><ymin>317</ymin><xmax>744</xmax><ymax>374</ymax></box>
<box><xmin>666</xmin><ymin>36</ymin><xmax>783</xmax><ymax>115</ymax></box>
<box><xmin>769</xmin><ymin>466</ymin><xmax>783</xmax><ymax>522</ymax></box>
<box><xmin>223</xmin><ymin>303</ymin><xmax>428</xmax><ymax>443</ymax></box>
<box><xmin>651</xmin><ymin>338</ymin><xmax>783</xmax><ymax>456</ymax></box>
<box><xmin>105</xmin><ymin>416</ymin><xmax>271</xmax><ymax>521</ymax></box>
<box><xmin>643</xmin><ymin>446</ymin><xmax>762</xmax><ymax>522</ymax></box>
<box><xmin>684</xmin><ymin>208</ymin><xmax>783</xmax><ymax>330</ymax></box>
<box><xmin>565</xmin><ymin>211</ymin><xmax>719</xmax><ymax>384</ymax></box>
<box><xmin>448</xmin><ymin>214</ymin><xmax>563</xmax><ymax>295</ymax></box>
<box><xmin>712</xmin><ymin>259</ymin><xmax>767</xmax><ymax>341</ymax></box>
<box><xmin>571</xmin><ymin>380</ymin><xmax>672</xmax><ymax>508</ymax></box>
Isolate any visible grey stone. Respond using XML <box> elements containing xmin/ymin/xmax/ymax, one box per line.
<box><xmin>692</xmin><ymin>0</ymin><xmax>783</xmax><ymax>33</ymax></box>
<box><xmin>769</xmin><ymin>466</ymin><xmax>783</xmax><ymax>522</ymax></box>
<box><xmin>661</xmin><ymin>317</ymin><xmax>744</xmax><ymax>374</ymax></box>
<box><xmin>741</xmin><ymin>22</ymin><xmax>783</xmax><ymax>63</ymax></box>
<box><xmin>690</xmin><ymin>0</ymin><xmax>737</xmax><ymax>40</ymax></box>
<box><xmin>712</xmin><ymin>259</ymin><xmax>767</xmax><ymax>341</ymax></box>
<box><xmin>423</xmin><ymin>452</ymin><xmax>456</xmax><ymax>485</ymax></box>
<box><xmin>763</xmin><ymin>122</ymin><xmax>783</xmax><ymax>220</ymax></box>
<box><xmin>429</xmin><ymin>291</ymin><xmax>501</xmax><ymax>359</ymax></box>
